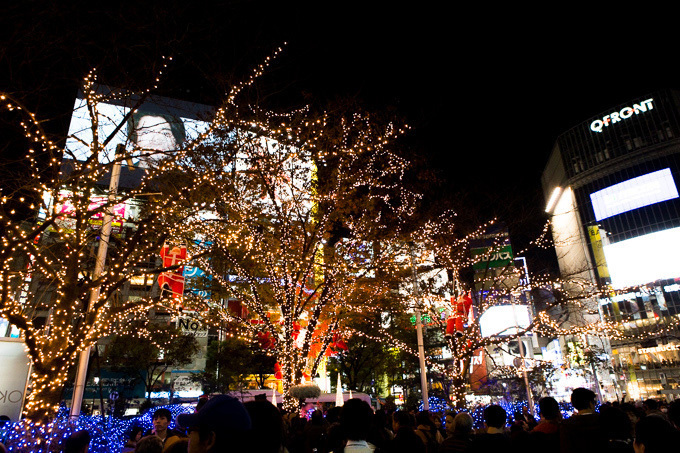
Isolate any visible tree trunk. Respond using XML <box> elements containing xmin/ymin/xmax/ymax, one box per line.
<box><xmin>281</xmin><ymin>364</ymin><xmax>297</xmax><ymax>412</ymax></box>
<box><xmin>23</xmin><ymin>364</ymin><xmax>70</xmax><ymax>423</ymax></box>
<box><xmin>450</xmin><ymin>375</ymin><xmax>468</xmax><ymax>409</ymax></box>
<box><xmin>280</xmin><ymin>334</ymin><xmax>303</xmax><ymax>412</ymax></box>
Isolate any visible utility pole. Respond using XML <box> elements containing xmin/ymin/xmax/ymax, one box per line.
<box><xmin>70</xmin><ymin>144</ymin><xmax>124</xmax><ymax>419</ymax></box>
<box><xmin>409</xmin><ymin>242</ymin><xmax>429</xmax><ymax>411</ymax></box>
<box><xmin>512</xmin><ymin>304</ymin><xmax>535</xmax><ymax>415</ymax></box>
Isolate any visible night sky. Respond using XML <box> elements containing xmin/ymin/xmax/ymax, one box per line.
<box><xmin>276</xmin><ymin>16</ymin><xmax>679</xmax><ymax>207</ymax></box>
<box><xmin>3</xmin><ymin>3</ymin><xmax>679</xmax><ymax>244</ymax></box>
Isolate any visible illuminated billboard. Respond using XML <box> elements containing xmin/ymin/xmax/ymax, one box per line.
<box><xmin>602</xmin><ymin>226</ymin><xmax>680</xmax><ymax>289</ymax></box>
<box><xmin>479</xmin><ymin>305</ymin><xmax>531</xmax><ymax>337</ymax></box>
<box><xmin>63</xmin><ymin>87</ymin><xmax>311</xmax><ymax>212</ymax></box>
<box><xmin>0</xmin><ymin>338</ymin><xmax>31</xmax><ymax>422</ymax></box>
<box><xmin>590</xmin><ymin>168</ymin><xmax>678</xmax><ymax>221</ymax></box>
<box><xmin>469</xmin><ymin>224</ymin><xmax>512</xmax><ymax>273</ymax></box>
<box><xmin>471</xmin><ymin>244</ymin><xmax>513</xmax><ymax>271</ymax></box>
<box><xmin>63</xmin><ymin>87</ymin><xmax>213</xmax><ymax>165</ymax></box>
<box><xmin>39</xmin><ymin>189</ymin><xmax>143</xmax><ymax>234</ymax></box>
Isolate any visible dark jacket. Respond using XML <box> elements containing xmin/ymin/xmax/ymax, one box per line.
<box><xmin>470</xmin><ymin>432</ymin><xmax>511</xmax><ymax>453</ymax></box>
<box><xmin>385</xmin><ymin>427</ymin><xmax>426</xmax><ymax>453</ymax></box>
<box><xmin>440</xmin><ymin>433</ymin><xmax>473</xmax><ymax>453</ymax></box>
<box><xmin>559</xmin><ymin>413</ymin><xmax>607</xmax><ymax>453</ymax></box>
<box><xmin>143</xmin><ymin>427</ymin><xmax>184</xmax><ymax>445</ymax></box>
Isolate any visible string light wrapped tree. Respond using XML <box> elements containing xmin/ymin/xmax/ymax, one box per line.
<box><xmin>0</xmin><ymin>67</ymin><xmax>223</xmax><ymax>422</ymax></box>
<box><xmin>182</xmin><ymin>96</ymin><xmax>420</xmax><ymax>411</ymax></box>
<box><xmin>401</xmin><ymin>215</ymin><xmax>610</xmax><ymax>408</ymax></box>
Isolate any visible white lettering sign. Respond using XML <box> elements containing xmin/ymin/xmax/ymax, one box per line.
<box><xmin>665</xmin><ymin>284</ymin><xmax>680</xmax><ymax>293</ymax></box>
<box><xmin>176</xmin><ymin>317</ymin><xmax>208</xmax><ymax>337</ymax></box>
<box><xmin>590</xmin><ymin>99</ymin><xmax>654</xmax><ymax>133</ymax></box>
<box><xmin>638</xmin><ymin>344</ymin><xmax>679</xmax><ymax>354</ymax></box>
<box><xmin>489</xmin><ymin>251</ymin><xmax>512</xmax><ymax>262</ymax></box>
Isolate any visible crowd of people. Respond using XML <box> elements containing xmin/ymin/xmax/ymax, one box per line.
<box><xmin>58</xmin><ymin>387</ymin><xmax>680</xmax><ymax>453</ymax></box>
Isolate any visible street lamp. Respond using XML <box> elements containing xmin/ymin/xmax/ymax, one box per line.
<box><xmin>70</xmin><ymin>144</ymin><xmax>124</xmax><ymax>419</ymax></box>
<box><xmin>409</xmin><ymin>242</ymin><xmax>429</xmax><ymax>411</ymax></box>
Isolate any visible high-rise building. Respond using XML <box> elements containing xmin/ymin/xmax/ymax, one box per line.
<box><xmin>543</xmin><ymin>90</ymin><xmax>680</xmax><ymax>401</ymax></box>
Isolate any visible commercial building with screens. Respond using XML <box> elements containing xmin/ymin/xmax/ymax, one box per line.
<box><xmin>64</xmin><ymin>86</ymin><xmax>213</xmax><ymax>165</ymax></box>
<box><xmin>543</xmin><ymin>89</ymin><xmax>680</xmax><ymax>400</ymax></box>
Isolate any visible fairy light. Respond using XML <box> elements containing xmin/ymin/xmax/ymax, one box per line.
<box><xmin>0</xmin><ymin>56</ymin><xmax>229</xmax><ymax>422</ymax></box>
<box><xmin>389</xmin><ymin>211</ymin><xmax>680</xmax><ymax>408</ymax></box>
<box><xmin>1</xmin><ymin>404</ymin><xmax>192</xmax><ymax>452</ymax></box>
<box><xmin>171</xmin><ymin>101</ymin><xmax>424</xmax><ymax>411</ymax></box>
<box><xmin>4</xmin><ymin>44</ymin><xmax>653</xmax><ymax>426</ymax></box>
<box><xmin>0</xmin><ymin>42</ymin><xmax>428</xmax><ymax>420</ymax></box>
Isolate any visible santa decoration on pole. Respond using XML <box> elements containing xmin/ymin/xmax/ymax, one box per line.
<box><xmin>445</xmin><ymin>292</ymin><xmax>473</xmax><ymax>339</ymax></box>
<box><xmin>158</xmin><ymin>242</ymin><xmax>187</xmax><ymax>299</ymax></box>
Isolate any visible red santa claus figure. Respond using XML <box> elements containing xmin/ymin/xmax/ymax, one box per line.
<box><xmin>446</xmin><ymin>292</ymin><xmax>473</xmax><ymax>339</ymax></box>
<box><xmin>158</xmin><ymin>243</ymin><xmax>187</xmax><ymax>299</ymax></box>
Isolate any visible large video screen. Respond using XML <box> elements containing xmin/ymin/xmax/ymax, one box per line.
<box><xmin>479</xmin><ymin>305</ymin><xmax>531</xmax><ymax>337</ymax></box>
<box><xmin>590</xmin><ymin>168</ymin><xmax>678</xmax><ymax>221</ymax></box>
<box><xmin>63</xmin><ymin>87</ymin><xmax>213</xmax><ymax>165</ymax></box>
<box><xmin>603</xmin><ymin>226</ymin><xmax>680</xmax><ymax>289</ymax></box>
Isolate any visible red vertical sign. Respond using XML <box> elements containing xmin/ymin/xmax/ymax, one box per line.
<box><xmin>158</xmin><ymin>244</ymin><xmax>187</xmax><ymax>299</ymax></box>
<box><xmin>469</xmin><ymin>348</ymin><xmax>488</xmax><ymax>391</ymax></box>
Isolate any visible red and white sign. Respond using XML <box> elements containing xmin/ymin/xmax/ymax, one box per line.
<box><xmin>469</xmin><ymin>348</ymin><xmax>488</xmax><ymax>391</ymax></box>
<box><xmin>158</xmin><ymin>244</ymin><xmax>187</xmax><ymax>298</ymax></box>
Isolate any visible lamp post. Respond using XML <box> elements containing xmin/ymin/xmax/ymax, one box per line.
<box><xmin>70</xmin><ymin>144</ymin><xmax>124</xmax><ymax>419</ymax></box>
<box><xmin>409</xmin><ymin>242</ymin><xmax>429</xmax><ymax>411</ymax></box>
<box><xmin>512</xmin><ymin>304</ymin><xmax>534</xmax><ymax>415</ymax></box>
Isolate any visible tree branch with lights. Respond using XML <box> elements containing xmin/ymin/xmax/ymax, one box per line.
<box><xmin>177</xmin><ymin>91</ymin><xmax>420</xmax><ymax>410</ymax></box>
<box><xmin>0</xmin><ymin>65</ymin><xmax>224</xmax><ymax>421</ymax></box>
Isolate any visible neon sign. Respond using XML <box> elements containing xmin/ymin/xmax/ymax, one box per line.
<box><xmin>590</xmin><ymin>98</ymin><xmax>654</xmax><ymax>133</ymax></box>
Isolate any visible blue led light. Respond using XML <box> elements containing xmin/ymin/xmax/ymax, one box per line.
<box><xmin>0</xmin><ymin>400</ymin><xmax>590</xmax><ymax>451</ymax></box>
<box><xmin>417</xmin><ymin>396</ymin><xmax>450</xmax><ymax>414</ymax></box>
<box><xmin>0</xmin><ymin>404</ymin><xmax>194</xmax><ymax>453</ymax></box>
<box><xmin>411</xmin><ymin>399</ymin><xmax>580</xmax><ymax>430</ymax></box>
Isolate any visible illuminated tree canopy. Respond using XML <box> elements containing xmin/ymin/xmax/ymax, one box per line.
<box><xmin>179</xmin><ymin>94</ymin><xmax>421</xmax><ymax>410</ymax></box>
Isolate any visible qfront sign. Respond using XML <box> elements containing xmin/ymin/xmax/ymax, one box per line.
<box><xmin>590</xmin><ymin>98</ymin><xmax>654</xmax><ymax>133</ymax></box>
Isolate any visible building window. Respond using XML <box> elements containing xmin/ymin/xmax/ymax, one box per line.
<box><xmin>572</xmin><ymin>157</ymin><xmax>584</xmax><ymax>174</ymax></box>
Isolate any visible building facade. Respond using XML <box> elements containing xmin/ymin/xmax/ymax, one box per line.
<box><xmin>543</xmin><ymin>89</ymin><xmax>680</xmax><ymax>401</ymax></box>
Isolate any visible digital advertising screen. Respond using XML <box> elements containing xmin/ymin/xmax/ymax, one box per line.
<box><xmin>602</xmin><ymin>226</ymin><xmax>680</xmax><ymax>289</ymax></box>
<box><xmin>590</xmin><ymin>168</ymin><xmax>679</xmax><ymax>221</ymax></box>
<box><xmin>63</xmin><ymin>87</ymin><xmax>213</xmax><ymax>165</ymax></box>
<box><xmin>479</xmin><ymin>304</ymin><xmax>531</xmax><ymax>337</ymax></box>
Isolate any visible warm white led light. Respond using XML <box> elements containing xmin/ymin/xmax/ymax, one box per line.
<box><xmin>545</xmin><ymin>186</ymin><xmax>563</xmax><ymax>213</ymax></box>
